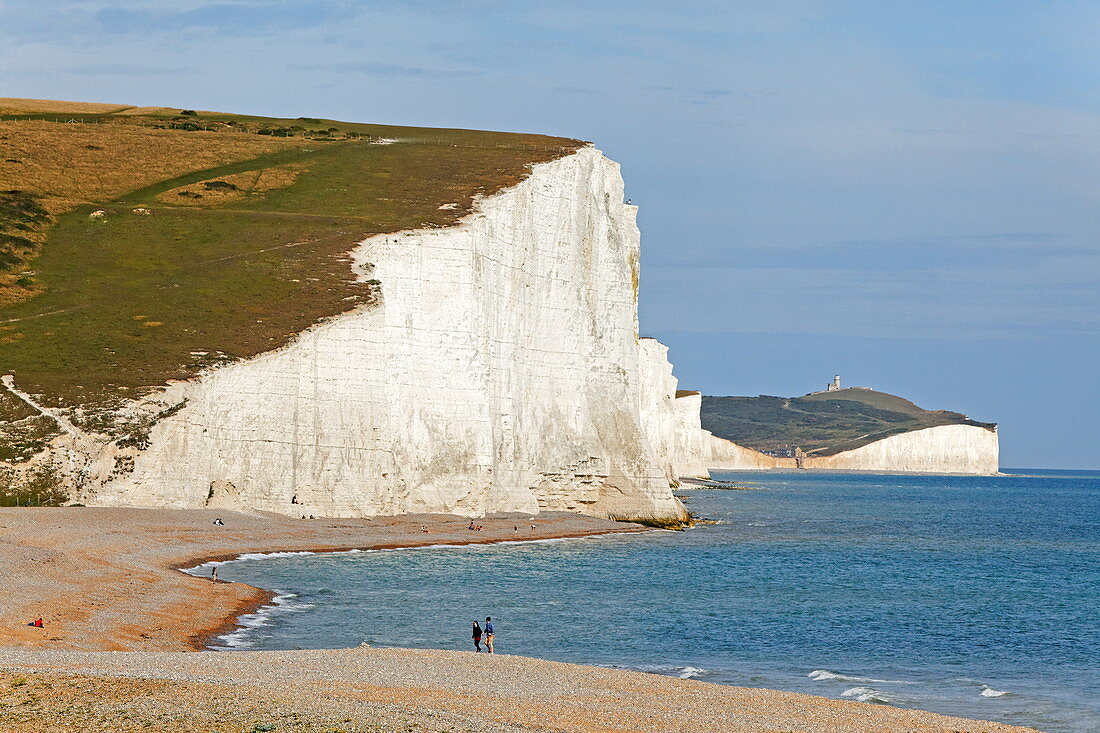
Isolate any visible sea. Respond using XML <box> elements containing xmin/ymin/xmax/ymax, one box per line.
<box><xmin>192</xmin><ymin>469</ymin><xmax>1100</xmax><ymax>733</ymax></box>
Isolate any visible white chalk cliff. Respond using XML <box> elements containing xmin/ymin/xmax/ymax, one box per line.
<box><xmin>83</xmin><ymin>147</ymin><xmax>688</xmax><ymax>522</ymax></box>
<box><xmin>800</xmin><ymin>424</ymin><xmax>999</xmax><ymax>474</ymax></box>
<box><xmin>5</xmin><ymin>145</ymin><xmax>999</xmax><ymax>512</ymax></box>
<box><xmin>637</xmin><ymin>338</ymin><xmax>711</xmax><ymax>481</ymax></box>
<box><xmin>631</xmin><ymin>341</ymin><xmax>999</xmax><ymax>476</ymax></box>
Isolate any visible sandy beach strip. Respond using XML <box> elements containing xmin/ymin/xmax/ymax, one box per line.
<box><xmin>0</xmin><ymin>507</ymin><xmax>1041</xmax><ymax>732</ymax></box>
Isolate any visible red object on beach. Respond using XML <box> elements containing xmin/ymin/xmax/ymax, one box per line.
<box><xmin>30</xmin><ymin>618</ymin><xmax>43</xmax><ymax>628</ymax></box>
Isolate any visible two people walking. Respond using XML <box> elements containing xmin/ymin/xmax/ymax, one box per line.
<box><xmin>471</xmin><ymin>616</ymin><xmax>495</xmax><ymax>653</ymax></box>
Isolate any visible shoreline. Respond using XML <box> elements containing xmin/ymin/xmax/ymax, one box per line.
<box><xmin>176</xmin><ymin>532</ymin><xmax>640</xmax><ymax>651</ymax></box>
<box><xmin>0</xmin><ymin>506</ymin><xmax>1043</xmax><ymax>732</ymax></box>
<box><xmin>0</xmin><ymin>506</ymin><xmax>641</xmax><ymax>652</ymax></box>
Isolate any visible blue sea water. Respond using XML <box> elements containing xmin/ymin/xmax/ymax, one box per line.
<box><xmin>197</xmin><ymin>470</ymin><xmax>1100</xmax><ymax>733</ymax></box>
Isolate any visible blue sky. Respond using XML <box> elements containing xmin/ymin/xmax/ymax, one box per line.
<box><xmin>2</xmin><ymin>1</ymin><xmax>1097</xmax><ymax>468</ymax></box>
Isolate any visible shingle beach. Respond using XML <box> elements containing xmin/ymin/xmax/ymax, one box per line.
<box><xmin>0</xmin><ymin>508</ymin><xmax>1040</xmax><ymax>732</ymax></box>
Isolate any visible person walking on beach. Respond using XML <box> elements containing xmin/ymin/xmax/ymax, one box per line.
<box><xmin>484</xmin><ymin>616</ymin><xmax>494</xmax><ymax>654</ymax></box>
<box><xmin>471</xmin><ymin>620</ymin><xmax>483</xmax><ymax>652</ymax></box>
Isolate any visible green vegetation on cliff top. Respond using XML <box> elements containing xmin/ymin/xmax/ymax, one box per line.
<box><xmin>700</xmin><ymin>388</ymin><xmax>996</xmax><ymax>457</ymax></box>
<box><xmin>0</xmin><ymin>99</ymin><xmax>581</xmax><ymax>439</ymax></box>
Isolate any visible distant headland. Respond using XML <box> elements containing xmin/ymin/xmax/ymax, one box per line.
<box><xmin>700</xmin><ymin>376</ymin><xmax>999</xmax><ymax>474</ymax></box>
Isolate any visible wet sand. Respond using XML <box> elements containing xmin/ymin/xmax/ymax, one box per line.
<box><xmin>0</xmin><ymin>507</ymin><xmax>1040</xmax><ymax>732</ymax></box>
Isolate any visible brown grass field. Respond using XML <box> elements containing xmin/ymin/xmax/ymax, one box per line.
<box><xmin>0</xmin><ymin>98</ymin><xmax>134</xmax><ymax>115</ymax></box>
<box><xmin>0</xmin><ymin>119</ymin><xmax>306</xmax><ymax>208</ymax></box>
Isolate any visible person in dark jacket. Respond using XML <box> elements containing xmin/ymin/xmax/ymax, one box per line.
<box><xmin>471</xmin><ymin>620</ymin><xmax>483</xmax><ymax>652</ymax></box>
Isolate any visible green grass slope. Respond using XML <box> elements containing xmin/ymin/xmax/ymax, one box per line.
<box><xmin>700</xmin><ymin>388</ymin><xmax>996</xmax><ymax>457</ymax></box>
<box><xmin>0</xmin><ymin>100</ymin><xmax>582</xmax><ymax>498</ymax></box>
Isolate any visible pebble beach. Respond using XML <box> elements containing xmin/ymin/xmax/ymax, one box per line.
<box><xmin>0</xmin><ymin>507</ymin><xmax>1041</xmax><ymax>732</ymax></box>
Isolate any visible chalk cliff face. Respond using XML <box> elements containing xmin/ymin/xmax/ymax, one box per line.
<box><xmin>801</xmin><ymin>424</ymin><xmax>999</xmax><ymax>474</ymax></box>
<box><xmin>705</xmin><ymin>434</ymin><xmax>781</xmax><ymax>471</ymax></box>
<box><xmin>698</xmin><ymin>425</ymin><xmax>999</xmax><ymax>475</ymax></box>
<box><xmin>82</xmin><ymin>147</ymin><xmax>687</xmax><ymax>523</ymax></box>
<box><xmin>637</xmin><ymin>338</ymin><xmax>711</xmax><ymax>481</ymax></box>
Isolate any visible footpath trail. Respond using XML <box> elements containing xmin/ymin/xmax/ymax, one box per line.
<box><xmin>0</xmin><ymin>508</ymin><xmax>1040</xmax><ymax>732</ymax></box>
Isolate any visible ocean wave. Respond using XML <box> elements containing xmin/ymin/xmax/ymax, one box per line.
<box><xmin>212</xmin><ymin>592</ymin><xmax>314</xmax><ymax>650</ymax></box>
<box><xmin>601</xmin><ymin>663</ymin><xmax>710</xmax><ymax>680</ymax></box>
<box><xmin>808</xmin><ymin>669</ymin><xmax>912</xmax><ymax>685</ymax></box>
<box><xmin>183</xmin><ymin>536</ymin><xmax>601</xmax><ymax>576</ymax></box>
<box><xmin>841</xmin><ymin>686</ymin><xmax>893</xmax><ymax>704</ymax></box>
<box><xmin>236</xmin><ymin>551</ymin><xmax>318</xmax><ymax>561</ymax></box>
<box><xmin>677</xmin><ymin>666</ymin><xmax>707</xmax><ymax>679</ymax></box>
<box><xmin>980</xmin><ymin>685</ymin><xmax>1011</xmax><ymax>698</ymax></box>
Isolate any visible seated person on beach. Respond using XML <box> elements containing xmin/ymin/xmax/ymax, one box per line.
<box><xmin>27</xmin><ymin>618</ymin><xmax>43</xmax><ymax>627</ymax></box>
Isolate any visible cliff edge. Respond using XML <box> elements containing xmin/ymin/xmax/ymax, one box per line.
<box><xmin>89</xmin><ymin>147</ymin><xmax>687</xmax><ymax>521</ymax></box>
<box><xmin>1</xmin><ymin>107</ymin><xmax>688</xmax><ymax>524</ymax></box>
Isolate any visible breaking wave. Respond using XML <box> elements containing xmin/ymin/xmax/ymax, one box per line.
<box><xmin>602</xmin><ymin>663</ymin><xmax>710</xmax><ymax>680</ymax></box>
<box><xmin>212</xmin><ymin>592</ymin><xmax>314</xmax><ymax>649</ymax></box>
<box><xmin>808</xmin><ymin>669</ymin><xmax>911</xmax><ymax>684</ymax></box>
<box><xmin>841</xmin><ymin>686</ymin><xmax>893</xmax><ymax>704</ymax></box>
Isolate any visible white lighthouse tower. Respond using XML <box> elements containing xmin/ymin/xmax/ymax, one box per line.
<box><xmin>827</xmin><ymin>375</ymin><xmax>841</xmax><ymax>391</ymax></box>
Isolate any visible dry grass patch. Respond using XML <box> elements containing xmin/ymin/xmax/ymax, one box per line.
<box><xmin>111</xmin><ymin>106</ymin><xmax>185</xmax><ymax>116</ymax></box>
<box><xmin>0</xmin><ymin>98</ymin><xmax>132</xmax><ymax>115</ymax></box>
<box><xmin>155</xmin><ymin>163</ymin><xmax>311</xmax><ymax>207</ymax></box>
<box><xmin>0</xmin><ymin>120</ymin><xmax>308</xmax><ymax>206</ymax></box>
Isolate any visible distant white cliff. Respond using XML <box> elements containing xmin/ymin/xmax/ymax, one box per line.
<box><xmin>634</xmin><ymin>344</ymin><xmax>999</xmax><ymax>476</ymax></box>
<box><xmin>800</xmin><ymin>424</ymin><xmax>999</xmax><ymax>474</ymax></box>
<box><xmin>82</xmin><ymin>147</ymin><xmax>688</xmax><ymax>523</ymax></box>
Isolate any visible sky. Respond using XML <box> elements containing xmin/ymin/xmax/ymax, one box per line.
<box><xmin>1</xmin><ymin>0</ymin><xmax>1097</xmax><ymax>468</ymax></box>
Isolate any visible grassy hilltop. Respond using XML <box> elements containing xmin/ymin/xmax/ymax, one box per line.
<box><xmin>701</xmin><ymin>388</ymin><xmax>996</xmax><ymax>457</ymax></box>
<box><xmin>0</xmin><ymin>98</ymin><xmax>581</xmax><ymax>497</ymax></box>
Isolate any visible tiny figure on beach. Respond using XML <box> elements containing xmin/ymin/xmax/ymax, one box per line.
<box><xmin>484</xmin><ymin>616</ymin><xmax>494</xmax><ymax>654</ymax></box>
<box><xmin>211</xmin><ymin>566</ymin><xmax>218</xmax><ymax>581</ymax></box>
<box><xmin>27</xmin><ymin>618</ymin><xmax>43</xmax><ymax>628</ymax></box>
<box><xmin>212</xmin><ymin>517</ymin><xmax>224</xmax><ymax>526</ymax></box>
<box><xmin>471</xmin><ymin>620</ymin><xmax>483</xmax><ymax>652</ymax></box>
